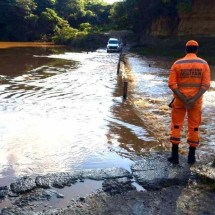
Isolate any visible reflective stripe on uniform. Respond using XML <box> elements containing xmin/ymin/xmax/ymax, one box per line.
<box><xmin>201</xmin><ymin>84</ymin><xmax>210</xmax><ymax>90</ymax></box>
<box><xmin>178</xmin><ymin>83</ymin><xmax>201</xmax><ymax>88</ymax></box>
<box><xmin>187</xmin><ymin>139</ymin><xmax>199</xmax><ymax>145</ymax></box>
<box><xmin>170</xmin><ymin>137</ymin><xmax>180</xmax><ymax>142</ymax></box>
<box><xmin>170</xmin><ymin>137</ymin><xmax>180</xmax><ymax>141</ymax></box>
<box><xmin>175</xmin><ymin>59</ymin><xmax>207</xmax><ymax>65</ymax></box>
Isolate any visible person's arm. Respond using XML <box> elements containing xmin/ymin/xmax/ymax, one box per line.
<box><xmin>186</xmin><ymin>63</ymin><xmax>210</xmax><ymax>109</ymax></box>
<box><xmin>172</xmin><ymin>88</ymin><xmax>188</xmax><ymax>103</ymax></box>
<box><xmin>169</xmin><ymin>63</ymin><xmax>189</xmax><ymax>105</ymax></box>
<box><xmin>186</xmin><ymin>88</ymin><xmax>206</xmax><ymax>109</ymax></box>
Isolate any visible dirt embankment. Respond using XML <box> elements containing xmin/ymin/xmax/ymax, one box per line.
<box><xmin>149</xmin><ymin>0</ymin><xmax>215</xmax><ymax>37</ymax></box>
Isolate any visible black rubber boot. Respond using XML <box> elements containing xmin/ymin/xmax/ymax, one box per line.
<box><xmin>188</xmin><ymin>146</ymin><xmax>196</xmax><ymax>164</ymax></box>
<box><xmin>168</xmin><ymin>144</ymin><xmax>179</xmax><ymax>164</ymax></box>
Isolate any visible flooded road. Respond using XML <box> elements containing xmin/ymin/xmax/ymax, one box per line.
<box><xmin>0</xmin><ymin>44</ymin><xmax>214</xmax><ymax>211</ymax></box>
<box><xmin>126</xmin><ymin>54</ymin><xmax>215</xmax><ymax>162</ymax></box>
<box><xmin>0</xmin><ymin>46</ymin><xmax>156</xmax><ymax>187</ymax></box>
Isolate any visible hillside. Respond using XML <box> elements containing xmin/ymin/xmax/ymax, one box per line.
<box><xmin>150</xmin><ymin>0</ymin><xmax>215</xmax><ymax>37</ymax></box>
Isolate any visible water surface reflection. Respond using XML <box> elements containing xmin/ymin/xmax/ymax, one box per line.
<box><xmin>0</xmin><ymin>46</ymin><xmax>156</xmax><ymax>185</ymax></box>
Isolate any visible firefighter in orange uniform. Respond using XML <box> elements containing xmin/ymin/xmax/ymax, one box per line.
<box><xmin>168</xmin><ymin>40</ymin><xmax>211</xmax><ymax>164</ymax></box>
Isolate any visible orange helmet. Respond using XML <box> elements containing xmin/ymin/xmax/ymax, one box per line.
<box><xmin>186</xmin><ymin>40</ymin><xmax>199</xmax><ymax>47</ymax></box>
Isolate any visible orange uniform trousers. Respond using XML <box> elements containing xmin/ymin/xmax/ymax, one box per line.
<box><xmin>169</xmin><ymin>53</ymin><xmax>210</xmax><ymax>147</ymax></box>
<box><xmin>170</xmin><ymin>97</ymin><xmax>202</xmax><ymax>147</ymax></box>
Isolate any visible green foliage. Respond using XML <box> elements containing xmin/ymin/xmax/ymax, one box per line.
<box><xmin>109</xmin><ymin>2</ymin><xmax>129</xmax><ymax>30</ymax></box>
<box><xmin>79</xmin><ymin>22</ymin><xmax>92</xmax><ymax>32</ymax></box>
<box><xmin>69</xmin><ymin>32</ymin><xmax>107</xmax><ymax>50</ymax></box>
<box><xmin>0</xmin><ymin>0</ymin><xmax>112</xmax><ymax>42</ymax></box>
<box><xmin>34</xmin><ymin>0</ymin><xmax>56</xmax><ymax>13</ymax></box>
<box><xmin>16</xmin><ymin>0</ymin><xmax>37</xmax><ymax>14</ymax></box>
<box><xmin>177</xmin><ymin>0</ymin><xmax>192</xmax><ymax>13</ymax></box>
<box><xmin>0</xmin><ymin>0</ymin><xmax>196</xmax><ymax>44</ymax></box>
<box><xmin>0</xmin><ymin>0</ymin><xmax>37</xmax><ymax>40</ymax></box>
<box><xmin>38</xmin><ymin>8</ymin><xmax>69</xmax><ymax>40</ymax></box>
<box><xmin>52</xmin><ymin>26</ymin><xmax>78</xmax><ymax>44</ymax></box>
<box><xmin>107</xmin><ymin>0</ymin><xmax>193</xmax><ymax>36</ymax></box>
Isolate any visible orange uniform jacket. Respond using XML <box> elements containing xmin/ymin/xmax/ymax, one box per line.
<box><xmin>169</xmin><ymin>53</ymin><xmax>210</xmax><ymax>102</ymax></box>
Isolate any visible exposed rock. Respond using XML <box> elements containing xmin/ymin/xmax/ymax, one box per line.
<box><xmin>102</xmin><ymin>177</ymin><xmax>136</xmax><ymax>195</ymax></box>
<box><xmin>13</xmin><ymin>189</ymin><xmax>52</xmax><ymax>207</ymax></box>
<box><xmin>150</xmin><ymin>16</ymin><xmax>178</xmax><ymax>37</ymax></box>
<box><xmin>56</xmin><ymin>193</ymin><xmax>64</xmax><ymax>198</ymax></box>
<box><xmin>10</xmin><ymin>176</ymin><xmax>36</xmax><ymax>193</ymax></box>
<box><xmin>176</xmin><ymin>183</ymin><xmax>215</xmax><ymax>214</ymax></box>
<box><xmin>35</xmin><ymin>172</ymin><xmax>80</xmax><ymax>188</ymax></box>
<box><xmin>82</xmin><ymin>167</ymin><xmax>132</xmax><ymax>180</ymax></box>
<box><xmin>3</xmin><ymin>159</ymin><xmax>215</xmax><ymax>214</ymax></box>
<box><xmin>191</xmin><ymin>164</ymin><xmax>215</xmax><ymax>181</ymax></box>
<box><xmin>2</xmin><ymin>184</ymin><xmax>215</xmax><ymax>215</ymax></box>
<box><xmin>0</xmin><ymin>186</ymin><xmax>9</xmax><ymax>198</ymax></box>
<box><xmin>131</xmin><ymin>153</ymin><xmax>191</xmax><ymax>190</ymax></box>
<box><xmin>1</xmin><ymin>206</ymin><xmax>35</xmax><ymax>215</ymax></box>
<box><xmin>178</xmin><ymin>0</ymin><xmax>215</xmax><ymax>36</ymax></box>
<box><xmin>149</xmin><ymin>0</ymin><xmax>215</xmax><ymax>37</ymax></box>
<box><xmin>34</xmin><ymin>168</ymin><xmax>131</xmax><ymax>190</ymax></box>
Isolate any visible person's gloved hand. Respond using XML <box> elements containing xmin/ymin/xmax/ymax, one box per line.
<box><xmin>185</xmin><ymin>88</ymin><xmax>206</xmax><ymax>109</ymax></box>
<box><xmin>172</xmin><ymin>89</ymin><xmax>188</xmax><ymax>103</ymax></box>
<box><xmin>185</xmin><ymin>98</ymin><xmax>195</xmax><ymax>109</ymax></box>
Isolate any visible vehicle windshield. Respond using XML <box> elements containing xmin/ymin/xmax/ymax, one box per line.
<box><xmin>108</xmin><ymin>40</ymin><xmax>119</xmax><ymax>44</ymax></box>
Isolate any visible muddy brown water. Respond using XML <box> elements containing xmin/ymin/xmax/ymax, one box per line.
<box><xmin>0</xmin><ymin>43</ymin><xmax>155</xmax><ymax>193</ymax></box>
<box><xmin>126</xmin><ymin>54</ymin><xmax>215</xmax><ymax>161</ymax></box>
<box><xmin>0</xmin><ymin>43</ymin><xmax>214</xmax><ymax>210</ymax></box>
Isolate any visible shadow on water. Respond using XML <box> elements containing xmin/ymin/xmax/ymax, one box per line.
<box><xmin>0</xmin><ymin>47</ymin><xmax>76</xmax><ymax>78</ymax></box>
<box><xmin>107</xmin><ymin>77</ymin><xmax>159</xmax><ymax>156</ymax></box>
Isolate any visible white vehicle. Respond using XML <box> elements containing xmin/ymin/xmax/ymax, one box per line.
<box><xmin>106</xmin><ymin>38</ymin><xmax>122</xmax><ymax>53</ymax></box>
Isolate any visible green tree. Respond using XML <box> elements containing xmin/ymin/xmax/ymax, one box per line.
<box><xmin>52</xmin><ymin>26</ymin><xmax>78</xmax><ymax>44</ymax></box>
<box><xmin>56</xmin><ymin>0</ymin><xmax>84</xmax><ymax>19</ymax></box>
<box><xmin>109</xmin><ymin>1</ymin><xmax>129</xmax><ymax>30</ymax></box>
<box><xmin>84</xmin><ymin>0</ymin><xmax>111</xmax><ymax>27</ymax></box>
<box><xmin>0</xmin><ymin>0</ymin><xmax>113</xmax><ymax>42</ymax></box>
<box><xmin>34</xmin><ymin>0</ymin><xmax>56</xmax><ymax>13</ymax></box>
<box><xmin>0</xmin><ymin>0</ymin><xmax>37</xmax><ymax>41</ymax></box>
<box><xmin>38</xmin><ymin>8</ymin><xmax>69</xmax><ymax>40</ymax></box>
<box><xmin>109</xmin><ymin>0</ymin><xmax>179</xmax><ymax>35</ymax></box>
<box><xmin>79</xmin><ymin>22</ymin><xmax>92</xmax><ymax>32</ymax></box>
